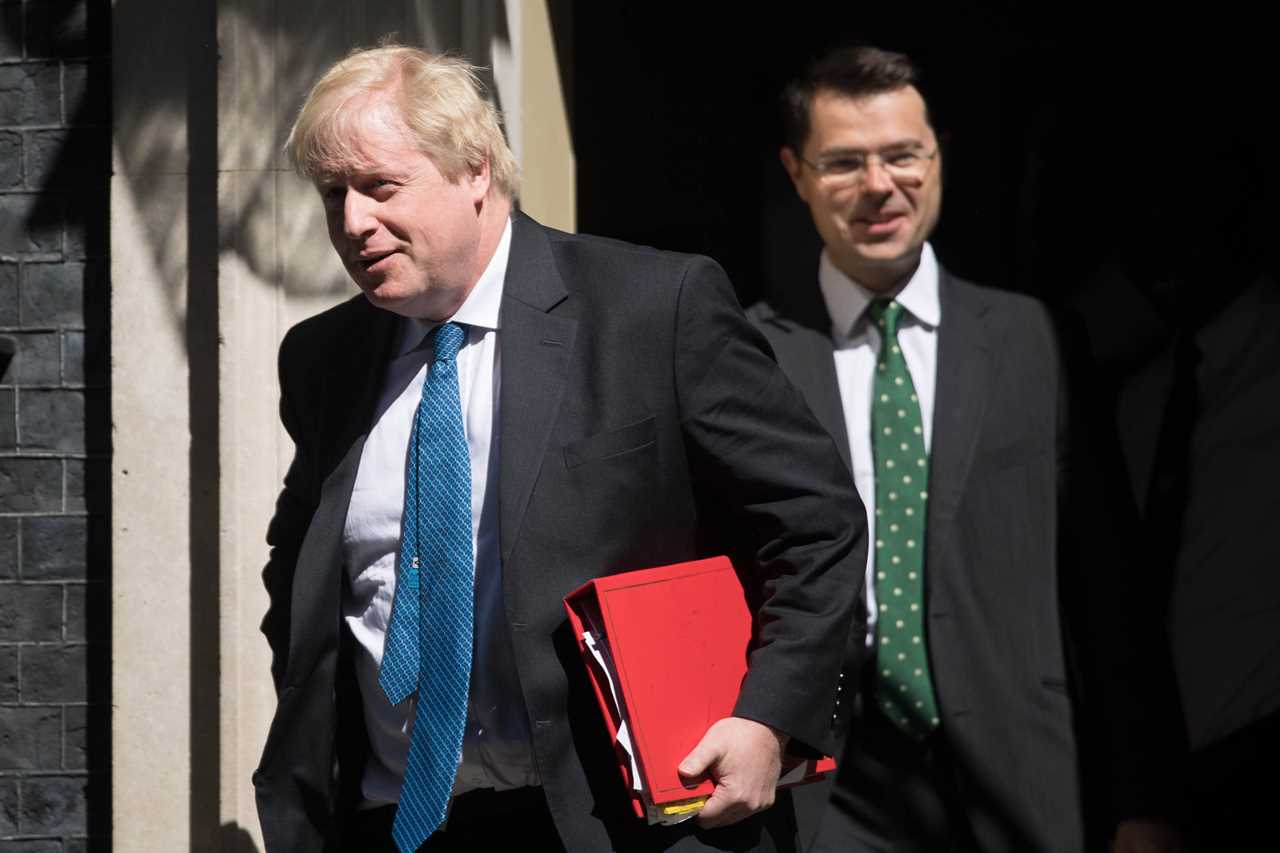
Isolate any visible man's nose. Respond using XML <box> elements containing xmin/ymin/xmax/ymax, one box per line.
<box><xmin>860</xmin><ymin>158</ymin><xmax>895</xmax><ymax>194</ymax></box>
<box><xmin>342</xmin><ymin>191</ymin><xmax>377</xmax><ymax>240</ymax></box>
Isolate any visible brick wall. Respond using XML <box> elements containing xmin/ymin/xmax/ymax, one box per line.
<box><xmin>0</xmin><ymin>1</ymin><xmax>110</xmax><ymax>850</ymax></box>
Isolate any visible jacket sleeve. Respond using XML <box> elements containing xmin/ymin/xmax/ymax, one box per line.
<box><xmin>672</xmin><ymin>255</ymin><xmax>867</xmax><ymax>756</ymax></box>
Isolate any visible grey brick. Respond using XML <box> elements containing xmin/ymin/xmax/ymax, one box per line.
<box><xmin>0</xmin><ymin>387</ymin><xmax>13</xmax><ymax>449</ymax></box>
<box><xmin>20</xmin><ymin>644</ymin><xmax>86</xmax><ymax>702</ymax></box>
<box><xmin>0</xmin><ymin>705</ymin><xmax>61</xmax><ymax>770</ymax></box>
<box><xmin>0</xmin><ymin>779</ymin><xmax>16</xmax><ymax>834</ymax></box>
<box><xmin>0</xmin><ymin>63</ymin><xmax>60</xmax><ymax>125</ymax></box>
<box><xmin>25</xmin><ymin>129</ymin><xmax>110</xmax><ymax>190</ymax></box>
<box><xmin>0</xmin><ymin>3</ymin><xmax>22</xmax><ymax>61</ymax></box>
<box><xmin>63</xmin><ymin>180</ymin><xmax>107</xmax><ymax>261</ymax></box>
<box><xmin>0</xmin><ymin>458</ymin><xmax>62</xmax><ymax>512</ymax></box>
<box><xmin>19</xmin><ymin>389</ymin><xmax>83</xmax><ymax>452</ymax></box>
<box><xmin>18</xmin><ymin>775</ymin><xmax>87</xmax><ymax>835</ymax></box>
<box><xmin>64</xmin><ymin>583</ymin><xmax>105</xmax><ymax>643</ymax></box>
<box><xmin>0</xmin><ymin>131</ymin><xmax>20</xmax><ymax>189</ymax></box>
<box><xmin>63</xmin><ymin>59</ymin><xmax>109</xmax><ymax>126</ymax></box>
<box><xmin>64</xmin><ymin>704</ymin><xmax>85</xmax><ymax>769</ymax></box>
<box><xmin>0</xmin><ymin>263</ymin><xmax>16</xmax><ymax>325</ymax></box>
<box><xmin>21</xmin><ymin>262</ymin><xmax>106</xmax><ymax>327</ymax></box>
<box><xmin>0</xmin><ymin>193</ymin><xmax>63</xmax><ymax>256</ymax></box>
<box><xmin>0</xmin><ymin>841</ymin><xmax>62</xmax><ymax>853</ymax></box>
<box><xmin>0</xmin><ymin>646</ymin><xmax>16</xmax><ymax>702</ymax></box>
<box><xmin>0</xmin><ymin>583</ymin><xmax>63</xmax><ymax>641</ymax></box>
<box><xmin>64</xmin><ymin>841</ymin><xmax>89</xmax><ymax>853</ymax></box>
<box><xmin>4</xmin><ymin>332</ymin><xmax>62</xmax><ymax>384</ymax></box>
<box><xmin>64</xmin><ymin>459</ymin><xmax>106</xmax><ymax>514</ymax></box>
<box><xmin>62</xmin><ymin>330</ymin><xmax>106</xmax><ymax>386</ymax></box>
<box><xmin>21</xmin><ymin>517</ymin><xmax>90</xmax><ymax>579</ymax></box>
<box><xmin>0</xmin><ymin>517</ymin><xmax>15</xmax><ymax>578</ymax></box>
<box><xmin>63</xmin><ymin>705</ymin><xmax>105</xmax><ymax>773</ymax></box>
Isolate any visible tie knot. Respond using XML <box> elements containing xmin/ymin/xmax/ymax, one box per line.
<box><xmin>868</xmin><ymin>299</ymin><xmax>906</xmax><ymax>338</ymax></box>
<box><xmin>433</xmin><ymin>322</ymin><xmax>466</xmax><ymax>362</ymax></box>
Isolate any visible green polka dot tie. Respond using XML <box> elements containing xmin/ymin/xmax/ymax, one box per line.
<box><xmin>868</xmin><ymin>299</ymin><xmax>940</xmax><ymax>738</ymax></box>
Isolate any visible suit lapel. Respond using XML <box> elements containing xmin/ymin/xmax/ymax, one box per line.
<box><xmin>498</xmin><ymin>214</ymin><xmax>578</xmax><ymax>563</ymax></box>
<box><xmin>767</xmin><ymin>319</ymin><xmax>852</xmax><ymax>471</ymax></box>
<box><xmin>928</xmin><ymin>271</ymin><xmax>993</xmax><ymax>528</ymax></box>
<box><xmin>289</xmin><ymin>298</ymin><xmax>398</xmax><ymax>682</ymax></box>
<box><xmin>764</xmin><ymin>282</ymin><xmax>852</xmax><ymax>470</ymax></box>
<box><xmin>1115</xmin><ymin>350</ymin><xmax>1173</xmax><ymax>513</ymax></box>
<box><xmin>323</xmin><ymin>300</ymin><xmax>400</xmax><ymax>465</ymax></box>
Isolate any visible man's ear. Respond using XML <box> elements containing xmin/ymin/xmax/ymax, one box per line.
<box><xmin>468</xmin><ymin>158</ymin><xmax>492</xmax><ymax>204</ymax></box>
<box><xmin>779</xmin><ymin>147</ymin><xmax>809</xmax><ymax>202</ymax></box>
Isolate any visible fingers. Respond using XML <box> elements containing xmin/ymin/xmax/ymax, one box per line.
<box><xmin>696</xmin><ymin>779</ymin><xmax>774</xmax><ymax>828</ymax></box>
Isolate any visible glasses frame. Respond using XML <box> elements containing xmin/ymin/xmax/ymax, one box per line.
<box><xmin>797</xmin><ymin>146</ymin><xmax>939</xmax><ymax>186</ymax></box>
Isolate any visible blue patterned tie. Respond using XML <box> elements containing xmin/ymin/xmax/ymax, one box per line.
<box><xmin>379</xmin><ymin>322</ymin><xmax>473</xmax><ymax>853</ymax></box>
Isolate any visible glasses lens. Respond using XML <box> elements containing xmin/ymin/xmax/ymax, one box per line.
<box><xmin>818</xmin><ymin>151</ymin><xmax>931</xmax><ymax>187</ymax></box>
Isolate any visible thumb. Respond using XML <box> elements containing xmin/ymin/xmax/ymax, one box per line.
<box><xmin>678</xmin><ymin>734</ymin><xmax>719</xmax><ymax>780</ymax></box>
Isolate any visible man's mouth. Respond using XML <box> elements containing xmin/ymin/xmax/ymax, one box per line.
<box><xmin>354</xmin><ymin>250</ymin><xmax>395</xmax><ymax>273</ymax></box>
<box><xmin>854</xmin><ymin>213</ymin><xmax>906</xmax><ymax>236</ymax></box>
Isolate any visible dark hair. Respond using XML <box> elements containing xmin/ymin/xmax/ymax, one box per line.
<box><xmin>781</xmin><ymin>45</ymin><xmax>931</xmax><ymax>153</ymax></box>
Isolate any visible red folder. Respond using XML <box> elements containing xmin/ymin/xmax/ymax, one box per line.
<box><xmin>563</xmin><ymin>556</ymin><xmax>836</xmax><ymax>823</ymax></box>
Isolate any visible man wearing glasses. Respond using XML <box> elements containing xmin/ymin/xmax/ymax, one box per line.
<box><xmin>750</xmin><ymin>46</ymin><xmax>1183</xmax><ymax>852</ymax></box>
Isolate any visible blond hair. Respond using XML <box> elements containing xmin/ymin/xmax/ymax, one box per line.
<box><xmin>284</xmin><ymin>45</ymin><xmax>520</xmax><ymax>197</ymax></box>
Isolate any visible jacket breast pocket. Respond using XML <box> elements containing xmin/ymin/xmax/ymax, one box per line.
<box><xmin>563</xmin><ymin>416</ymin><xmax>657</xmax><ymax>469</ymax></box>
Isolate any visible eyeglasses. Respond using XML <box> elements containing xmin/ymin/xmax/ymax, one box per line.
<box><xmin>797</xmin><ymin>147</ymin><xmax>938</xmax><ymax>187</ymax></box>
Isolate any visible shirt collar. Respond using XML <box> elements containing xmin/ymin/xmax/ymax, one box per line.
<box><xmin>818</xmin><ymin>242</ymin><xmax>941</xmax><ymax>338</ymax></box>
<box><xmin>402</xmin><ymin>217</ymin><xmax>512</xmax><ymax>354</ymax></box>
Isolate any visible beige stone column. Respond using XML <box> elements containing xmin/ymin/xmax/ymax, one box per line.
<box><xmin>111</xmin><ymin>1</ymin><xmax>200</xmax><ymax>847</ymax></box>
<box><xmin>498</xmin><ymin>0</ymin><xmax>576</xmax><ymax>231</ymax></box>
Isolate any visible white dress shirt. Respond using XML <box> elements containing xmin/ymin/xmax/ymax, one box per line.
<box><xmin>818</xmin><ymin>243</ymin><xmax>941</xmax><ymax>645</ymax></box>
<box><xmin>342</xmin><ymin>218</ymin><xmax>539</xmax><ymax>807</ymax></box>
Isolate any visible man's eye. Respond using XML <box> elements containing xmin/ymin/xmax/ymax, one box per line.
<box><xmin>321</xmin><ymin>187</ymin><xmax>345</xmax><ymax>206</ymax></box>
<box><xmin>823</xmin><ymin>157</ymin><xmax>864</xmax><ymax>174</ymax></box>
<box><xmin>887</xmin><ymin>152</ymin><xmax>920</xmax><ymax>167</ymax></box>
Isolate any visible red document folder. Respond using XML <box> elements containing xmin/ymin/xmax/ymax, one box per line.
<box><xmin>563</xmin><ymin>556</ymin><xmax>836</xmax><ymax>822</ymax></box>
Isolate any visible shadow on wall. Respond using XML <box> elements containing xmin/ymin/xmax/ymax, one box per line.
<box><xmin>221</xmin><ymin>822</ymin><xmax>262</xmax><ymax>852</ymax></box>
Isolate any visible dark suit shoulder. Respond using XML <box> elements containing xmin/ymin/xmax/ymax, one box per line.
<box><xmin>545</xmin><ymin>226</ymin><xmax>721</xmax><ymax>294</ymax></box>
<box><xmin>745</xmin><ymin>296</ymin><xmax>834</xmax><ymax>341</ymax></box>
<box><xmin>279</xmin><ymin>293</ymin><xmax>369</xmax><ymax>362</ymax></box>
<box><xmin>944</xmin><ymin>271</ymin><xmax>1057</xmax><ymax>353</ymax></box>
<box><xmin>945</xmin><ymin>271</ymin><xmax>1045</xmax><ymax>315</ymax></box>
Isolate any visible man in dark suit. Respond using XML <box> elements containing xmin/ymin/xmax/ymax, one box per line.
<box><xmin>252</xmin><ymin>46</ymin><xmax>865</xmax><ymax>853</ymax></box>
<box><xmin>1065</xmin><ymin>84</ymin><xmax>1280</xmax><ymax>849</ymax></box>
<box><xmin>750</xmin><ymin>46</ymin><xmax>1183</xmax><ymax>852</ymax></box>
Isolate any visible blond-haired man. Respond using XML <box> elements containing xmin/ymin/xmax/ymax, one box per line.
<box><xmin>254</xmin><ymin>46</ymin><xmax>865</xmax><ymax>852</ymax></box>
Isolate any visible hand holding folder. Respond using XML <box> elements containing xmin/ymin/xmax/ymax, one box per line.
<box><xmin>563</xmin><ymin>556</ymin><xmax>836</xmax><ymax>826</ymax></box>
<box><xmin>676</xmin><ymin>715</ymin><xmax>790</xmax><ymax>828</ymax></box>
